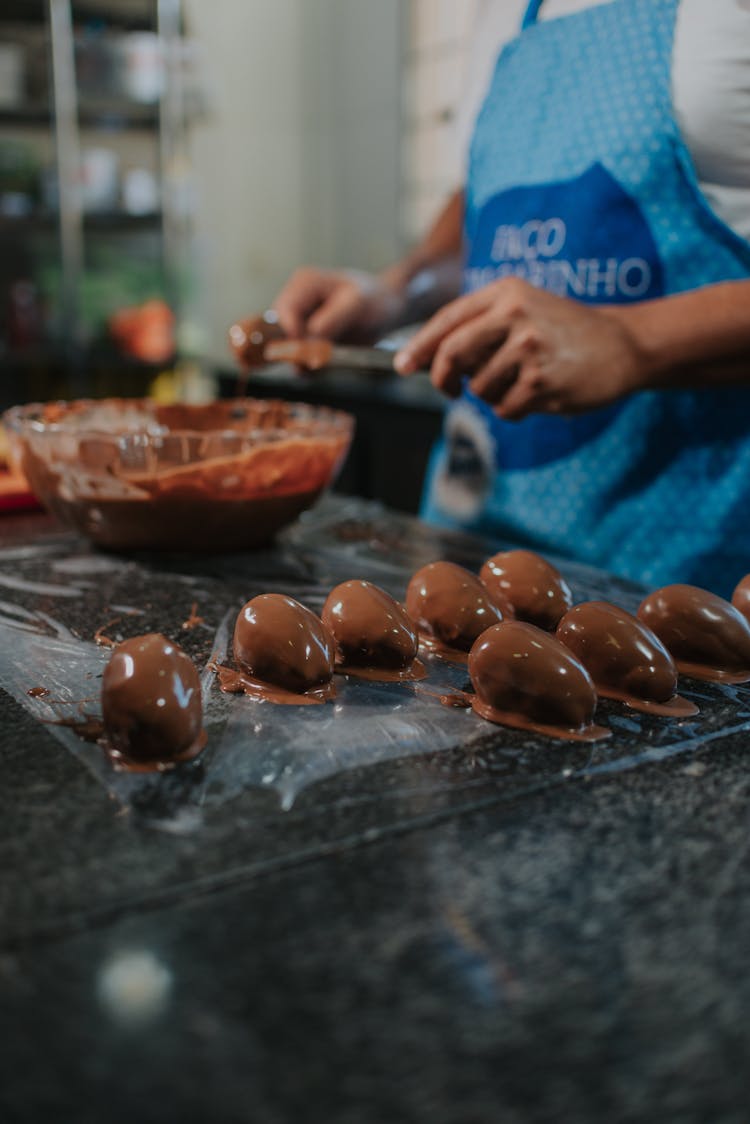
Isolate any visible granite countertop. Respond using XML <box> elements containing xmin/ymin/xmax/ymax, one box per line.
<box><xmin>2</xmin><ymin>496</ymin><xmax>750</xmax><ymax>1124</ymax></box>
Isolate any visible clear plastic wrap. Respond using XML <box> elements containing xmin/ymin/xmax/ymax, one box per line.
<box><xmin>1</xmin><ymin>498</ymin><xmax>749</xmax><ymax>831</ymax></box>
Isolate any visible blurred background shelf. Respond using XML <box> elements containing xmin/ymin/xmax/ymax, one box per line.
<box><xmin>2</xmin><ymin>0</ymin><xmax>157</xmax><ymax>33</ymax></box>
<box><xmin>0</xmin><ymin>105</ymin><xmax>55</xmax><ymax>130</ymax></box>
<box><xmin>0</xmin><ymin>103</ymin><xmax>161</xmax><ymax>131</ymax></box>
<box><xmin>0</xmin><ymin>211</ymin><xmax>162</xmax><ymax>230</ymax></box>
<box><xmin>0</xmin><ymin>0</ymin><xmax>196</xmax><ymax>391</ymax></box>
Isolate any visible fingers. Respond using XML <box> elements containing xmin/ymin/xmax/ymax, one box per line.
<box><xmin>394</xmin><ymin>276</ymin><xmax>537</xmax><ymax>376</ymax></box>
<box><xmin>493</xmin><ymin>376</ymin><xmax>544</xmax><ymax>420</ymax></box>
<box><xmin>307</xmin><ymin>283</ymin><xmax>365</xmax><ymax>339</ymax></box>
<box><xmin>394</xmin><ymin>289</ymin><xmax>492</xmax><ymax>374</ymax></box>
<box><xmin>466</xmin><ymin>355</ymin><xmax>520</xmax><ymax>410</ymax></box>
<box><xmin>272</xmin><ymin>268</ymin><xmax>374</xmax><ymax>341</ymax></box>
<box><xmin>428</xmin><ymin>312</ymin><xmax>510</xmax><ymax>398</ymax></box>
<box><xmin>272</xmin><ymin>268</ymin><xmax>332</xmax><ymax>338</ymax></box>
<box><xmin>466</xmin><ymin>327</ymin><xmax>543</xmax><ymax>415</ymax></box>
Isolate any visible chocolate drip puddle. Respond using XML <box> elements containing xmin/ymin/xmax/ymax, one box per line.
<box><xmin>214</xmin><ymin>663</ymin><xmax>336</xmax><ymax>706</ymax></box>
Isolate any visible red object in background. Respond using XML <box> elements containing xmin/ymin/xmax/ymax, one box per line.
<box><xmin>0</xmin><ymin>469</ymin><xmax>40</xmax><ymax>513</ymax></box>
<box><xmin>0</xmin><ymin>420</ymin><xmax>39</xmax><ymax>513</ymax></box>
<box><xmin>109</xmin><ymin>299</ymin><xmax>175</xmax><ymax>363</ymax></box>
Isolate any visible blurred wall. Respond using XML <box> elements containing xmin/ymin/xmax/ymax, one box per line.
<box><xmin>184</xmin><ymin>0</ymin><xmax>403</xmax><ymax>361</ymax></box>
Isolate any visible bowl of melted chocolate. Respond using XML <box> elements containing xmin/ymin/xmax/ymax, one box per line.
<box><xmin>3</xmin><ymin>397</ymin><xmax>354</xmax><ymax>551</ymax></box>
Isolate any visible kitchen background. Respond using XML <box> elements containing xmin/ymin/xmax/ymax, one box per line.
<box><xmin>0</xmin><ymin>0</ymin><xmax>479</xmax><ymax>507</ymax></box>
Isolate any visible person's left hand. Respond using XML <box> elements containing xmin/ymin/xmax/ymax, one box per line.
<box><xmin>394</xmin><ymin>277</ymin><xmax>644</xmax><ymax>419</ymax></box>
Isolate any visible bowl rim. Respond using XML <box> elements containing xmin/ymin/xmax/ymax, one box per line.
<box><xmin>2</xmin><ymin>396</ymin><xmax>355</xmax><ymax>442</ymax></box>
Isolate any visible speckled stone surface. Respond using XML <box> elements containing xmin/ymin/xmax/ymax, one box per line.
<box><xmin>2</xmin><ymin>499</ymin><xmax>750</xmax><ymax>1124</ymax></box>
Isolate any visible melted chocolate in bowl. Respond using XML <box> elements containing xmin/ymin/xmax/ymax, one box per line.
<box><xmin>405</xmin><ymin>561</ymin><xmax>504</xmax><ymax>659</ymax></box>
<box><xmin>480</xmin><ymin>549</ymin><xmax>572</xmax><ymax>630</ymax></box>
<box><xmin>468</xmin><ymin>621</ymin><xmax>610</xmax><ymax>741</ymax></box>
<box><xmin>556</xmin><ymin>601</ymin><xmax>698</xmax><ymax>717</ymax></box>
<box><xmin>219</xmin><ymin>593</ymin><xmax>336</xmax><ymax>705</ymax></box>
<box><xmin>4</xmin><ymin>398</ymin><xmax>353</xmax><ymax>551</ymax></box>
<box><xmin>321</xmin><ymin>580</ymin><xmax>425</xmax><ymax>681</ymax></box>
<box><xmin>101</xmin><ymin>633</ymin><xmax>206</xmax><ymax>769</ymax></box>
<box><xmin>638</xmin><ymin>583</ymin><xmax>750</xmax><ymax>683</ymax></box>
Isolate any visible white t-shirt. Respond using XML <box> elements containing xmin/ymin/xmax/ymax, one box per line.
<box><xmin>455</xmin><ymin>0</ymin><xmax>750</xmax><ymax>241</ymax></box>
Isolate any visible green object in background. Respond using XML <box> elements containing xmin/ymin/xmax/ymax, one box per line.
<box><xmin>21</xmin><ymin>223</ymin><xmax>199</xmax><ymax>355</ymax></box>
<box><xmin>43</xmin><ymin>232</ymin><xmax>166</xmax><ymax>342</ymax></box>
<box><xmin>0</xmin><ymin>140</ymin><xmax>41</xmax><ymax>206</ymax></box>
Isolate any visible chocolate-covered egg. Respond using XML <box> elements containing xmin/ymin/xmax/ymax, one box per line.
<box><xmin>405</xmin><ymin>561</ymin><xmax>504</xmax><ymax>655</ymax></box>
<box><xmin>228</xmin><ymin>311</ymin><xmax>283</xmax><ymax>368</ymax></box>
<box><xmin>480</xmin><ymin>549</ymin><xmax>572</xmax><ymax>630</ymax></box>
<box><xmin>233</xmin><ymin>593</ymin><xmax>334</xmax><ymax>694</ymax></box>
<box><xmin>101</xmin><ymin>633</ymin><xmax>206</xmax><ymax>764</ymax></box>
<box><xmin>468</xmin><ymin>620</ymin><xmax>609</xmax><ymax>741</ymax></box>
<box><xmin>556</xmin><ymin>601</ymin><xmax>698</xmax><ymax>716</ymax></box>
<box><xmin>731</xmin><ymin>574</ymin><xmax>750</xmax><ymax>624</ymax></box>
<box><xmin>638</xmin><ymin>583</ymin><xmax>750</xmax><ymax>683</ymax></box>
<box><xmin>321</xmin><ymin>580</ymin><xmax>424</xmax><ymax>681</ymax></box>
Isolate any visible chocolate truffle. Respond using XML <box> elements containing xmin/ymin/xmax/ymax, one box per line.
<box><xmin>468</xmin><ymin>620</ymin><xmax>609</xmax><ymax>741</ymax></box>
<box><xmin>480</xmin><ymin>549</ymin><xmax>572</xmax><ymax>630</ymax></box>
<box><xmin>101</xmin><ymin>633</ymin><xmax>206</xmax><ymax>764</ymax></box>
<box><xmin>731</xmin><ymin>574</ymin><xmax>750</xmax><ymax>624</ymax></box>
<box><xmin>405</xmin><ymin>561</ymin><xmax>504</xmax><ymax>656</ymax></box>
<box><xmin>228</xmin><ymin>311</ymin><xmax>284</xmax><ymax>368</ymax></box>
<box><xmin>233</xmin><ymin>593</ymin><xmax>335</xmax><ymax>695</ymax></box>
<box><xmin>638</xmin><ymin>583</ymin><xmax>750</xmax><ymax>683</ymax></box>
<box><xmin>321</xmin><ymin>580</ymin><xmax>424</xmax><ymax>680</ymax></box>
<box><xmin>556</xmin><ymin>601</ymin><xmax>698</xmax><ymax>717</ymax></box>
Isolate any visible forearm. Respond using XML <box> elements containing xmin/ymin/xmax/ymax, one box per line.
<box><xmin>270</xmin><ymin>190</ymin><xmax>465</xmax><ymax>343</ymax></box>
<box><xmin>610</xmin><ymin>280</ymin><xmax>750</xmax><ymax>391</ymax></box>
<box><xmin>378</xmin><ymin>189</ymin><xmax>465</xmax><ymax>323</ymax></box>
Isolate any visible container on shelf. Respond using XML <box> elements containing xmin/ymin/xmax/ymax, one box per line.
<box><xmin>118</xmin><ymin>32</ymin><xmax>164</xmax><ymax>104</ymax></box>
<box><xmin>79</xmin><ymin>147</ymin><xmax>120</xmax><ymax>213</ymax></box>
<box><xmin>0</xmin><ymin>43</ymin><xmax>25</xmax><ymax>109</ymax></box>
<box><xmin>122</xmin><ymin>166</ymin><xmax>159</xmax><ymax>215</ymax></box>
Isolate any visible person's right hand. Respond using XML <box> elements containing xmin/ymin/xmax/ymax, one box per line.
<box><xmin>272</xmin><ymin>267</ymin><xmax>406</xmax><ymax>341</ymax></box>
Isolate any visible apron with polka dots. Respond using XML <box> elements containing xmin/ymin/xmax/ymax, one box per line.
<box><xmin>420</xmin><ymin>0</ymin><xmax>750</xmax><ymax>596</ymax></box>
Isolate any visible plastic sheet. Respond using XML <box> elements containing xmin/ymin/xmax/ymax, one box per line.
<box><xmin>1</xmin><ymin>498</ymin><xmax>749</xmax><ymax>831</ymax></box>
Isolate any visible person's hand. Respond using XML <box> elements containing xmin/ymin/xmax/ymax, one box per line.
<box><xmin>272</xmin><ymin>267</ymin><xmax>407</xmax><ymax>341</ymax></box>
<box><xmin>394</xmin><ymin>278</ymin><xmax>644</xmax><ymax>419</ymax></box>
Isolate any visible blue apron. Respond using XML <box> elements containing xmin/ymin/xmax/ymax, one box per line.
<box><xmin>421</xmin><ymin>0</ymin><xmax>750</xmax><ymax>597</ymax></box>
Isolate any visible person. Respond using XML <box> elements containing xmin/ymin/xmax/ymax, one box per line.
<box><xmin>271</xmin><ymin>0</ymin><xmax>750</xmax><ymax>597</ymax></box>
